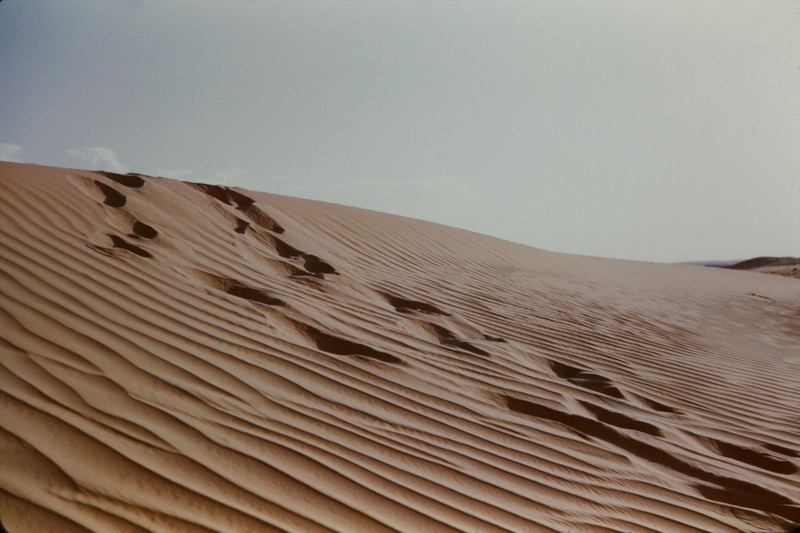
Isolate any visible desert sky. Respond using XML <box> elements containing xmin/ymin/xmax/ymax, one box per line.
<box><xmin>1</xmin><ymin>1</ymin><xmax>798</xmax><ymax>262</ymax></box>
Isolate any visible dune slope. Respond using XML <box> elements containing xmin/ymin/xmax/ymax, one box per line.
<box><xmin>1</xmin><ymin>162</ymin><xmax>799</xmax><ymax>532</ymax></box>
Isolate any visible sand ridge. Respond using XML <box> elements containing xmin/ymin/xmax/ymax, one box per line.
<box><xmin>723</xmin><ymin>257</ymin><xmax>800</xmax><ymax>280</ymax></box>
<box><xmin>1</xmin><ymin>161</ymin><xmax>798</xmax><ymax>532</ymax></box>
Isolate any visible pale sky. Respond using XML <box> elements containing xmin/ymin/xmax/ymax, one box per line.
<box><xmin>2</xmin><ymin>1</ymin><xmax>798</xmax><ymax>262</ymax></box>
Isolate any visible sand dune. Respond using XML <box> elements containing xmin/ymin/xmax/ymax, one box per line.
<box><xmin>723</xmin><ymin>257</ymin><xmax>800</xmax><ymax>280</ymax></box>
<box><xmin>1</xmin><ymin>161</ymin><xmax>798</xmax><ymax>532</ymax></box>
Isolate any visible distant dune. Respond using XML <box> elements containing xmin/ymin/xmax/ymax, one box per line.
<box><xmin>1</xmin><ymin>162</ymin><xmax>798</xmax><ymax>533</ymax></box>
<box><xmin>723</xmin><ymin>257</ymin><xmax>800</xmax><ymax>280</ymax></box>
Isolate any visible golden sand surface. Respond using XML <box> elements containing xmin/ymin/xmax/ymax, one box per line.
<box><xmin>1</xmin><ymin>162</ymin><xmax>798</xmax><ymax>532</ymax></box>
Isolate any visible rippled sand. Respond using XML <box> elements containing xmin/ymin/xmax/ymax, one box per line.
<box><xmin>1</xmin><ymin>162</ymin><xmax>798</xmax><ymax>532</ymax></box>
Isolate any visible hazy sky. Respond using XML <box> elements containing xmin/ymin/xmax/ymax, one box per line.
<box><xmin>2</xmin><ymin>1</ymin><xmax>798</xmax><ymax>262</ymax></box>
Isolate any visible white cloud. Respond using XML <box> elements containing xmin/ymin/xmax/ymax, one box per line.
<box><xmin>66</xmin><ymin>146</ymin><xmax>128</xmax><ymax>173</ymax></box>
<box><xmin>0</xmin><ymin>143</ymin><xmax>23</xmax><ymax>163</ymax></box>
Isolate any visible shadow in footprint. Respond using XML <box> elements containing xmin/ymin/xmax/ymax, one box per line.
<box><xmin>578</xmin><ymin>401</ymin><xmax>663</xmax><ymax>437</ymax></box>
<box><xmin>97</xmin><ymin>171</ymin><xmax>145</xmax><ymax>188</ymax></box>
<box><xmin>226</xmin><ymin>284</ymin><xmax>285</xmax><ymax>306</ymax></box>
<box><xmin>234</xmin><ymin>218</ymin><xmax>250</xmax><ymax>234</ymax></box>
<box><xmin>95</xmin><ymin>181</ymin><xmax>126</xmax><ymax>208</ymax></box>
<box><xmin>275</xmin><ymin>262</ymin><xmax>322</xmax><ymax>281</ymax></box>
<box><xmin>640</xmin><ymin>397</ymin><xmax>681</xmax><ymax>414</ymax></box>
<box><xmin>763</xmin><ymin>443</ymin><xmax>800</xmax><ymax>458</ymax></box>
<box><xmin>302</xmin><ymin>254</ymin><xmax>337</xmax><ymax>275</ymax></box>
<box><xmin>271</xmin><ymin>237</ymin><xmax>303</xmax><ymax>259</ymax></box>
<box><xmin>429</xmin><ymin>323</ymin><xmax>489</xmax><ymax>357</ymax></box>
<box><xmin>246</xmin><ymin>205</ymin><xmax>285</xmax><ymax>233</ymax></box>
<box><xmin>382</xmin><ymin>293</ymin><xmax>449</xmax><ymax>315</ymax></box>
<box><xmin>248</xmin><ymin>232</ymin><xmax>332</xmax><ymax>280</ymax></box>
<box><xmin>110</xmin><ymin>235</ymin><xmax>151</xmax><ymax>258</ymax></box>
<box><xmin>196</xmin><ymin>271</ymin><xmax>286</xmax><ymax>306</ymax></box>
<box><xmin>192</xmin><ymin>183</ymin><xmax>254</xmax><ymax>210</ymax></box>
<box><xmin>549</xmin><ymin>360</ymin><xmax>625</xmax><ymax>399</ymax></box>
<box><xmin>693</xmin><ymin>483</ymin><xmax>800</xmax><ymax>524</ymax></box>
<box><xmin>131</xmin><ymin>221</ymin><xmax>158</xmax><ymax>239</ymax></box>
<box><xmin>191</xmin><ymin>183</ymin><xmax>285</xmax><ymax>233</ymax></box>
<box><xmin>296</xmin><ymin>322</ymin><xmax>402</xmax><ymax>364</ymax></box>
<box><xmin>705</xmin><ymin>437</ymin><xmax>798</xmax><ymax>475</ymax></box>
<box><xmin>503</xmin><ymin>395</ymin><xmax>799</xmax><ymax>523</ymax></box>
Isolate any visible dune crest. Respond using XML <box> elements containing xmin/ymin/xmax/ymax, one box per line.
<box><xmin>1</xmin><ymin>162</ymin><xmax>799</xmax><ymax>532</ymax></box>
<box><xmin>723</xmin><ymin>256</ymin><xmax>800</xmax><ymax>279</ymax></box>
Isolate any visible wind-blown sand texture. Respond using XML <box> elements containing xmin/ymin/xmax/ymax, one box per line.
<box><xmin>1</xmin><ymin>161</ymin><xmax>799</xmax><ymax>533</ymax></box>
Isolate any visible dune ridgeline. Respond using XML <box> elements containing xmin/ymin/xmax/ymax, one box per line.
<box><xmin>1</xmin><ymin>162</ymin><xmax>799</xmax><ymax>532</ymax></box>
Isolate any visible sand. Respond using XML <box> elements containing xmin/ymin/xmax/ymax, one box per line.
<box><xmin>724</xmin><ymin>257</ymin><xmax>800</xmax><ymax>280</ymax></box>
<box><xmin>1</xmin><ymin>161</ymin><xmax>798</xmax><ymax>532</ymax></box>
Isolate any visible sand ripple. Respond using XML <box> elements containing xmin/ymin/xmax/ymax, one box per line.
<box><xmin>1</xmin><ymin>162</ymin><xmax>799</xmax><ymax>532</ymax></box>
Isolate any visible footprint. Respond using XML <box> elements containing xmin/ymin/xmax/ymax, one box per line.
<box><xmin>698</xmin><ymin>436</ymin><xmax>798</xmax><ymax>475</ymax></box>
<box><xmin>191</xmin><ymin>183</ymin><xmax>285</xmax><ymax>233</ymax></box>
<box><xmin>381</xmin><ymin>295</ymin><xmax>495</xmax><ymax>357</ymax></box>
<box><xmin>284</xmin><ymin>263</ymin><xmax>323</xmax><ymax>280</ymax></box>
<box><xmin>693</xmin><ymin>483</ymin><xmax>800</xmax><ymax>524</ymax></box>
<box><xmin>87</xmin><ymin>244</ymin><xmax>115</xmax><ymax>258</ymax></box>
<box><xmin>381</xmin><ymin>292</ymin><xmax>450</xmax><ymax>316</ymax></box>
<box><xmin>294</xmin><ymin>321</ymin><xmax>402</xmax><ymax>364</ymax></box>
<box><xmin>225</xmin><ymin>284</ymin><xmax>285</xmax><ymax>306</ymax></box>
<box><xmin>245</xmin><ymin>205</ymin><xmax>286</xmax><ymax>233</ymax></box>
<box><xmin>549</xmin><ymin>360</ymin><xmax>625</xmax><ymax>399</ymax></box>
<box><xmin>578</xmin><ymin>401</ymin><xmax>663</xmax><ymax>437</ymax></box>
<box><xmin>96</xmin><ymin>171</ymin><xmax>145</xmax><ymax>188</ymax></box>
<box><xmin>639</xmin><ymin>396</ymin><xmax>681</xmax><ymax>414</ymax></box>
<box><xmin>301</xmin><ymin>254</ymin><xmax>337</xmax><ymax>275</ymax></box>
<box><xmin>763</xmin><ymin>443</ymin><xmax>800</xmax><ymax>458</ymax></box>
<box><xmin>205</xmin><ymin>274</ymin><xmax>285</xmax><ymax>306</ymax></box>
<box><xmin>256</xmin><ymin>233</ymin><xmax>336</xmax><ymax>276</ymax></box>
<box><xmin>504</xmin><ymin>395</ymin><xmax>619</xmax><ymax>441</ymax></box>
<box><xmin>234</xmin><ymin>218</ymin><xmax>250</xmax><ymax>234</ymax></box>
<box><xmin>236</xmin><ymin>230</ymin><xmax>331</xmax><ymax>282</ymax></box>
<box><xmin>504</xmin><ymin>395</ymin><xmax>799</xmax><ymax>523</ymax></box>
<box><xmin>429</xmin><ymin>323</ymin><xmax>489</xmax><ymax>357</ymax></box>
<box><xmin>95</xmin><ymin>181</ymin><xmax>127</xmax><ymax>208</ymax></box>
<box><xmin>191</xmin><ymin>183</ymin><xmax>254</xmax><ymax>210</ymax></box>
<box><xmin>109</xmin><ymin>235</ymin><xmax>152</xmax><ymax>258</ymax></box>
<box><xmin>187</xmin><ymin>270</ymin><xmax>286</xmax><ymax>306</ymax></box>
<box><xmin>131</xmin><ymin>221</ymin><xmax>158</xmax><ymax>239</ymax></box>
<box><xmin>270</xmin><ymin>236</ymin><xmax>303</xmax><ymax>259</ymax></box>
